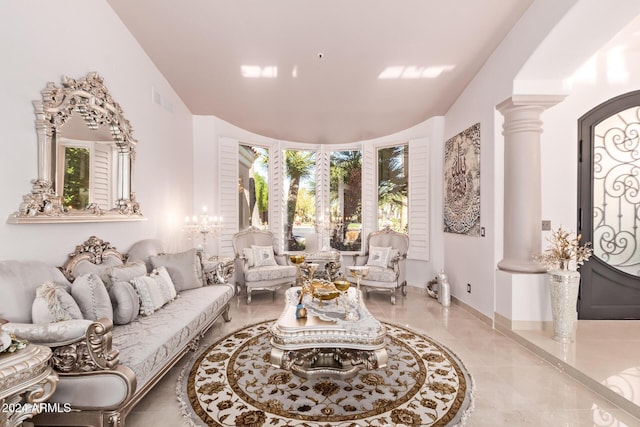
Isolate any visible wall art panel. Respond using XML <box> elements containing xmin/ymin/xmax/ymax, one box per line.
<box><xmin>443</xmin><ymin>123</ymin><xmax>480</xmax><ymax>236</ymax></box>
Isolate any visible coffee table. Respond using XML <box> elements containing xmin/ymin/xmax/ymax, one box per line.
<box><xmin>269</xmin><ymin>286</ymin><xmax>387</xmax><ymax>379</ymax></box>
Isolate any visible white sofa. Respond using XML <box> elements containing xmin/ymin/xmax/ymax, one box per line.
<box><xmin>0</xmin><ymin>236</ymin><xmax>234</xmax><ymax>426</ymax></box>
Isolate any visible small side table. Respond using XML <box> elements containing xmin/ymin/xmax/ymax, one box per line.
<box><xmin>202</xmin><ymin>256</ymin><xmax>235</xmax><ymax>285</ymax></box>
<box><xmin>0</xmin><ymin>344</ymin><xmax>59</xmax><ymax>427</ymax></box>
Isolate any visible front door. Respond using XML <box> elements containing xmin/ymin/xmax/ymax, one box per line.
<box><xmin>578</xmin><ymin>90</ymin><xmax>640</xmax><ymax>319</ymax></box>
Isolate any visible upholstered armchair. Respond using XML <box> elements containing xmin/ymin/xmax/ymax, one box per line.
<box><xmin>232</xmin><ymin>227</ymin><xmax>297</xmax><ymax>304</ymax></box>
<box><xmin>347</xmin><ymin>227</ymin><xmax>409</xmax><ymax>304</ymax></box>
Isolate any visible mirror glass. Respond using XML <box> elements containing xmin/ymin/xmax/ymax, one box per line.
<box><xmin>8</xmin><ymin>72</ymin><xmax>143</xmax><ymax>223</ymax></box>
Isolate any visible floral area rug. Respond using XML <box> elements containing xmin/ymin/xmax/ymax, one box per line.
<box><xmin>177</xmin><ymin>320</ymin><xmax>474</xmax><ymax>426</ymax></box>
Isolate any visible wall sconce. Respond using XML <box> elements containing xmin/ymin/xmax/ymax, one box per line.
<box><xmin>184</xmin><ymin>206</ymin><xmax>223</xmax><ymax>251</ymax></box>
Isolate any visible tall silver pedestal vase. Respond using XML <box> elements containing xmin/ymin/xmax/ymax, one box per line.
<box><xmin>548</xmin><ymin>268</ymin><xmax>581</xmax><ymax>343</ymax></box>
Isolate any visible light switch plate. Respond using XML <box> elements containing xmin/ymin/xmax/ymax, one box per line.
<box><xmin>542</xmin><ymin>220</ymin><xmax>551</xmax><ymax>231</ymax></box>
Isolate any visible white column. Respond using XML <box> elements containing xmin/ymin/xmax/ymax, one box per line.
<box><xmin>497</xmin><ymin>95</ymin><xmax>565</xmax><ymax>273</ymax></box>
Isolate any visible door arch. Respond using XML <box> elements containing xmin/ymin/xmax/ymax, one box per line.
<box><xmin>578</xmin><ymin>90</ymin><xmax>640</xmax><ymax>319</ymax></box>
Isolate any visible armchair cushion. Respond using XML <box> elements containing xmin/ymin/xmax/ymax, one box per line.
<box><xmin>109</xmin><ymin>281</ymin><xmax>140</xmax><ymax>325</ymax></box>
<box><xmin>150</xmin><ymin>248</ymin><xmax>204</xmax><ymax>292</ymax></box>
<box><xmin>3</xmin><ymin>319</ymin><xmax>93</xmax><ymax>346</ymax></box>
<box><xmin>363</xmin><ymin>266</ymin><xmax>397</xmax><ymax>282</ymax></box>
<box><xmin>32</xmin><ymin>282</ymin><xmax>83</xmax><ymax>324</ymax></box>
<box><xmin>252</xmin><ymin>245</ymin><xmax>278</xmax><ymax>267</ymax></box>
<box><xmin>366</xmin><ymin>246</ymin><xmax>392</xmax><ymax>268</ymax></box>
<box><xmin>71</xmin><ymin>273</ymin><xmax>113</xmax><ymax>321</ymax></box>
<box><xmin>245</xmin><ymin>265</ymin><xmax>297</xmax><ymax>282</ymax></box>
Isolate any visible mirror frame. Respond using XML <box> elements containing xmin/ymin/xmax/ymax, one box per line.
<box><xmin>8</xmin><ymin>72</ymin><xmax>144</xmax><ymax>223</ymax></box>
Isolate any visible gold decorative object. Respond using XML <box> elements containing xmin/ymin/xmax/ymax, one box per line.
<box><xmin>333</xmin><ymin>280</ymin><xmax>350</xmax><ymax>292</ymax></box>
<box><xmin>311</xmin><ymin>281</ymin><xmax>341</xmax><ymax>301</ymax></box>
<box><xmin>289</xmin><ymin>254</ymin><xmax>306</xmax><ymax>287</ymax></box>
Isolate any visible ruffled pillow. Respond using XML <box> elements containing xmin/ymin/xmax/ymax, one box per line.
<box><xmin>130</xmin><ymin>268</ymin><xmax>178</xmax><ymax>316</ymax></box>
<box><xmin>32</xmin><ymin>282</ymin><xmax>83</xmax><ymax>324</ymax></box>
<box><xmin>71</xmin><ymin>273</ymin><xmax>113</xmax><ymax>321</ymax></box>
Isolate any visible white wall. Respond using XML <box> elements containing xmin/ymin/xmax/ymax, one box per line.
<box><xmin>193</xmin><ymin>115</ymin><xmax>446</xmax><ymax>287</ymax></box>
<box><xmin>443</xmin><ymin>0</ymin><xmax>640</xmax><ymax>319</ymax></box>
<box><xmin>0</xmin><ymin>1</ymin><xmax>194</xmax><ymax>265</ymax></box>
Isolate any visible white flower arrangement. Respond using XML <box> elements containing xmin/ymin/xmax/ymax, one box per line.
<box><xmin>534</xmin><ymin>226</ymin><xmax>593</xmax><ymax>271</ymax></box>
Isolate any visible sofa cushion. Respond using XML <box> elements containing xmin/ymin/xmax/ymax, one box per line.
<box><xmin>366</xmin><ymin>246</ymin><xmax>392</xmax><ymax>268</ymax></box>
<box><xmin>109</xmin><ymin>281</ymin><xmax>140</xmax><ymax>325</ymax></box>
<box><xmin>109</xmin><ymin>262</ymin><xmax>147</xmax><ymax>288</ymax></box>
<box><xmin>0</xmin><ymin>260</ymin><xmax>72</xmax><ymax>323</ymax></box>
<box><xmin>126</xmin><ymin>239</ymin><xmax>165</xmax><ymax>272</ymax></box>
<box><xmin>71</xmin><ymin>273</ymin><xmax>113</xmax><ymax>321</ymax></box>
<box><xmin>112</xmin><ymin>283</ymin><xmax>234</xmax><ymax>388</ymax></box>
<box><xmin>245</xmin><ymin>265</ymin><xmax>297</xmax><ymax>282</ymax></box>
<box><xmin>362</xmin><ymin>266</ymin><xmax>397</xmax><ymax>282</ymax></box>
<box><xmin>32</xmin><ymin>282</ymin><xmax>83</xmax><ymax>324</ymax></box>
<box><xmin>150</xmin><ymin>249</ymin><xmax>204</xmax><ymax>292</ymax></box>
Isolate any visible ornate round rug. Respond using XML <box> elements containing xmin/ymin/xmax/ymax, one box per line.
<box><xmin>177</xmin><ymin>320</ymin><xmax>474</xmax><ymax>426</ymax></box>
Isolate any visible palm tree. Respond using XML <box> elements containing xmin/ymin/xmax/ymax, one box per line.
<box><xmin>378</xmin><ymin>145</ymin><xmax>409</xmax><ymax>230</ymax></box>
<box><xmin>285</xmin><ymin>150</ymin><xmax>315</xmax><ymax>248</ymax></box>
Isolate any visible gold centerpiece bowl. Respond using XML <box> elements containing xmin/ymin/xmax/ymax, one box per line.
<box><xmin>289</xmin><ymin>255</ymin><xmax>306</xmax><ymax>265</ymax></box>
<box><xmin>311</xmin><ymin>280</ymin><xmax>341</xmax><ymax>301</ymax></box>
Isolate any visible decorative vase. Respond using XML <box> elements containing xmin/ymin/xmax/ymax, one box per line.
<box><xmin>548</xmin><ymin>267</ymin><xmax>581</xmax><ymax>343</ymax></box>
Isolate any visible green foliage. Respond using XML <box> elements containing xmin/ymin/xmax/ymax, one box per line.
<box><xmin>63</xmin><ymin>147</ymin><xmax>90</xmax><ymax>209</ymax></box>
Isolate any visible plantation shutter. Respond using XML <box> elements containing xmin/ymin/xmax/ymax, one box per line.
<box><xmin>269</xmin><ymin>142</ymin><xmax>286</xmax><ymax>255</ymax></box>
<box><xmin>91</xmin><ymin>142</ymin><xmax>112</xmax><ymax>210</ymax></box>
<box><xmin>218</xmin><ymin>137</ymin><xmax>239</xmax><ymax>257</ymax></box>
<box><xmin>361</xmin><ymin>143</ymin><xmax>377</xmax><ymax>251</ymax></box>
<box><xmin>407</xmin><ymin>138</ymin><xmax>430</xmax><ymax>261</ymax></box>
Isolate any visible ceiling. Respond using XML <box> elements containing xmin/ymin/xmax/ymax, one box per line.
<box><xmin>107</xmin><ymin>0</ymin><xmax>533</xmax><ymax>144</ymax></box>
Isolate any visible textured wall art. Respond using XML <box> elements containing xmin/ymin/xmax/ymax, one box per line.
<box><xmin>443</xmin><ymin>123</ymin><xmax>481</xmax><ymax>236</ymax></box>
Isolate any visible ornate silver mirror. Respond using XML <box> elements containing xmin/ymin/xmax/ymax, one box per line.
<box><xmin>8</xmin><ymin>72</ymin><xmax>144</xmax><ymax>223</ymax></box>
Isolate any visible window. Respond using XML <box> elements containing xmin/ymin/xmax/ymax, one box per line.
<box><xmin>238</xmin><ymin>145</ymin><xmax>269</xmax><ymax>230</ymax></box>
<box><xmin>284</xmin><ymin>149</ymin><xmax>316</xmax><ymax>251</ymax></box>
<box><xmin>62</xmin><ymin>146</ymin><xmax>90</xmax><ymax>210</ymax></box>
<box><xmin>329</xmin><ymin>150</ymin><xmax>362</xmax><ymax>251</ymax></box>
<box><xmin>378</xmin><ymin>144</ymin><xmax>409</xmax><ymax>232</ymax></box>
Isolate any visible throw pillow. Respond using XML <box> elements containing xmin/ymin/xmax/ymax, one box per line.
<box><xmin>109</xmin><ymin>261</ymin><xmax>147</xmax><ymax>286</ymax></box>
<box><xmin>130</xmin><ymin>276</ymin><xmax>164</xmax><ymax>316</ymax></box>
<box><xmin>149</xmin><ymin>249</ymin><xmax>204</xmax><ymax>292</ymax></box>
<box><xmin>109</xmin><ymin>281</ymin><xmax>140</xmax><ymax>325</ymax></box>
<box><xmin>252</xmin><ymin>245</ymin><xmax>277</xmax><ymax>267</ymax></box>
<box><xmin>73</xmin><ymin>257</ymin><xmax>123</xmax><ymax>289</ymax></box>
<box><xmin>32</xmin><ymin>282</ymin><xmax>83</xmax><ymax>324</ymax></box>
<box><xmin>150</xmin><ymin>266</ymin><xmax>178</xmax><ymax>301</ymax></box>
<box><xmin>71</xmin><ymin>273</ymin><xmax>113</xmax><ymax>321</ymax></box>
<box><xmin>366</xmin><ymin>246</ymin><xmax>392</xmax><ymax>268</ymax></box>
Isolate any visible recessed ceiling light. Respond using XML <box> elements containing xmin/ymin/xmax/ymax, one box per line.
<box><xmin>378</xmin><ymin>65</ymin><xmax>455</xmax><ymax>79</ymax></box>
<box><xmin>241</xmin><ymin>65</ymin><xmax>278</xmax><ymax>78</ymax></box>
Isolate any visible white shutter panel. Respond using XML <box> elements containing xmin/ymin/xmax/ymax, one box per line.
<box><xmin>361</xmin><ymin>143</ymin><xmax>376</xmax><ymax>251</ymax></box>
<box><xmin>218</xmin><ymin>137</ymin><xmax>239</xmax><ymax>257</ymax></box>
<box><xmin>408</xmin><ymin>138</ymin><xmax>429</xmax><ymax>261</ymax></box>
<box><xmin>91</xmin><ymin>142</ymin><xmax>112</xmax><ymax>210</ymax></box>
<box><xmin>269</xmin><ymin>142</ymin><xmax>286</xmax><ymax>254</ymax></box>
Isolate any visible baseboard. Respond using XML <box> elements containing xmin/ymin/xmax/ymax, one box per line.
<box><xmin>451</xmin><ymin>296</ymin><xmax>492</xmax><ymax>327</ymax></box>
<box><xmin>493</xmin><ymin>312</ymin><xmax>552</xmax><ymax>331</ymax></box>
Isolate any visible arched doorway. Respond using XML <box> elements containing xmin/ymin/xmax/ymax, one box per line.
<box><xmin>578</xmin><ymin>90</ymin><xmax>640</xmax><ymax>319</ymax></box>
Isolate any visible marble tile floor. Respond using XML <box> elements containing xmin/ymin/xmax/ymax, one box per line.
<box><xmin>125</xmin><ymin>287</ymin><xmax>640</xmax><ymax>426</ymax></box>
